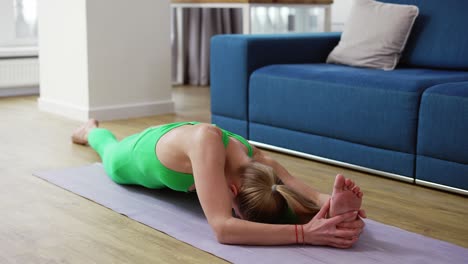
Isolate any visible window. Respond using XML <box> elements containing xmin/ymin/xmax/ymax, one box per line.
<box><xmin>0</xmin><ymin>0</ymin><xmax>38</xmax><ymax>48</ymax></box>
<box><xmin>251</xmin><ymin>6</ymin><xmax>325</xmax><ymax>34</ymax></box>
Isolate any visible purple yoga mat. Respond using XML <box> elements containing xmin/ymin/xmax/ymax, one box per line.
<box><xmin>34</xmin><ymin>163</ymin><xmax>468</xmax><ymax>264</ymax></box>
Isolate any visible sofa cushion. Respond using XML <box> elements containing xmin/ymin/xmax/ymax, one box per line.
<box><xmin>416</xmin><ymin>156</ymin><xmax>468</xmax><ymax>190</ymax></box>
<box><xmin>250</xmin><ymin>122</ymin><xmax>416</xmax><ymax>177</ymax></box>
<box><xmin>379</xmin><ymin>0</ymin><xmax>468</xmax><ymax>70</ymax></box>
<box><xmin>418</xmin><ymin>83</ymin><xmax>468</xmax><ymax>164</ymax></box>
<box><xmin>249</xmin><ymin>64</ymin><xmax>468</xmax><ymax>155</ymax></box>
<box><xmin>327</xmin><ymin>0</ymin><xmax>419</xmax><ymax>70</ymax></box>
<box><xmin>210</xmin><ymin>33</ymin><xmax>341</xmax><ymax>138</ymax></box>
<box><xmin>416</xmin><ymin>82</ymin><xmax>468</xmax><ymax>190</ymax></box>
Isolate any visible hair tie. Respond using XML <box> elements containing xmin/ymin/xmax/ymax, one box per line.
<box><xmin>271</xmin><ymin>184</ymin><xmax>278</xmax><ymax>192</ymax></box>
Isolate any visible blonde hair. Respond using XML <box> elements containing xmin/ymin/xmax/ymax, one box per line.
<box><xmin>236</xmin><ymin>161</ymin><xmax>319</xmax><ymax>224</ymax></box>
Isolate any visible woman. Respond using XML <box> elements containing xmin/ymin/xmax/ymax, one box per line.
<box><xmin>72</xmin><ymin>120</ymin><xmax>366</xmax><ymax>248</ymax></box>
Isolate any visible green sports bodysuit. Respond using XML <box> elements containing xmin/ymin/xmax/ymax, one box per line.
<box><xmin>88</xmin><ymin>121</ymin><xmax>253</xmax><ymax>192</ymax></box>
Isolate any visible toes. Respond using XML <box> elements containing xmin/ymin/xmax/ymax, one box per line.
<box><xmin>357</xmin><ymin>192</ymin><xmax>364</xmax><ymax>198</ymax></box>
<box><xmin>352</xmin><ymin>186</ymin><xmax>360</xmax><ymax>194</ymax></box>
<box><xmin>344</xmin><ymin>178</ymin><xmax>355</xmax><ymax>191</ymax></box>
<box><xmin>348</xmin><ymin>179</ymin><xmax>355</xmax><ymax>190</ymax></box>
<box><xmin>89</xmin><ymin>119</ymin><xmax>98</xmax><ymax>128</ymax></box>
<box><xmin>334</xmin><ymin>174</ymin><xmax>346</xmax><ymax>190</ymax></box>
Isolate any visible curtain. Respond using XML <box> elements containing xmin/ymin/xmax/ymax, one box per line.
<box><xmin>172</xmin><ymin>8</ymin><xmax>242</xmax><ymax>86</ymax></box>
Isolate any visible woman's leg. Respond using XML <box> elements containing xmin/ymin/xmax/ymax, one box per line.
<box><xmin>87</xmin><ymin>128</ymin><xmax>118</xmax><ymax>159</ymax></box>
<box><xmin>87</xmin><ymin>128</ymin><xmax>141</xmax><ymax>185</ymax></box>
<box><xmin>72</xmin><ymin>120</ymin><xmax>138</xmax><ymax>184</ymax></box>
<box><xmin>71</xmin><ymin>119</ymin><xmax>117</xmax><ymax>160</ymax></box>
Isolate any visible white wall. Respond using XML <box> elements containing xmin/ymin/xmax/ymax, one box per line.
<box><xmin>86</xmin><ymin>0</ymin><xmax>172</xmax><ymax>109</ymax></box>
<box><xmin>37</xmin><ymin>0</ymin><xmax>89</xmax><ymax>111</ymax></box>
<box><xmin>331</xmin><ymin>0</ymin><xmax>353</xmax><ymax>31</ymax></box>
<box><xmin>38</xmin><ymin>0</ymin><xmax>174</xmax><ymax>121</ymax></box>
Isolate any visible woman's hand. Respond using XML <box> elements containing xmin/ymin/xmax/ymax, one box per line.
<box><xmin>337</xmin><ymin>209</ymin><xmax>366</xmax><ymax>230</ymax></box>
<box><xmin>303</xmin><ymin>199</ymin><xmax>363</xmax><ymax>248</ymax></box>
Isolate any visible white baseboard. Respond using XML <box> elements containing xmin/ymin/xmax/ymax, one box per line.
<box><xmin>89</xmin><ymin>100</ymin><xmax>175</xmax><ymax>121</ymax></box>
<box><xmin>0</xmin><ymin>86</ymin><xmax>39</xmax><ymax>97</ymax></box>
<box><xmin>38</xmin><ymin>97</ymin><xmax>175</xmax><ymax>121</ymax></box>
<box><xmin>38</xmin><ymin>97</ymin><xmax>90</xmax><ymax>121</ymax></box>
<box><xmin>416</xmin><ymin>180</ymin><xmax>468</xmax><ymax>196</ymax></box>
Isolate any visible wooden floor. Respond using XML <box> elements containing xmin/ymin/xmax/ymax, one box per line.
<box><xmin>0</xmin><ymin>86</ymin><xmax>467</xmax><ymax>263</ymax></box>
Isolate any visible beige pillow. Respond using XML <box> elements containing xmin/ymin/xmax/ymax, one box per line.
<box><xmin>326</xmin><ymin>0</ymin><xmax>419</xmax><ymax>70</ymax></box>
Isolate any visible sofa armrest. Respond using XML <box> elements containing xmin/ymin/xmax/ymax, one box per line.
<box><xmin>210</xmin><ymin>33</ymin><xmax>341</xmax><ymax>136</ymax></box>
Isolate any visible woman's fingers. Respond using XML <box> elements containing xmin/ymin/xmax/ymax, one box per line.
<box><xmin>334</xmin><ymin>228</ymin><xmax>361</xmax><ymax>239</ymax></box>
<box><xmin>337</xmin><ymin>222</ymin><xmax>364</xmax><ymax>230</ymax></box>
<box><xmin>305</xmin><ymin>199</ymin><xmax>364</xmax><ymax>248</ymax></box>
<box><xmin>337</xmin><ymin>217</ymin><xmax>365</xmax><ymax>229</ymax></box>
<box><xmin>314</xmin><ymin>198</ymin><xmax>331</xmax><ymax>219</ymax></box>
<box><xmin>328</xmin><ymin>210</ymin><xmax>358</xmax><ymax>225</ymax></box>
<box><xmin>328</xmin><ymin>237</ymin><xmax>358</xmax><ymax>249</ymax></box>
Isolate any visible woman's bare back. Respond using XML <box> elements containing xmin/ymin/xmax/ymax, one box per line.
<box><xmin>156</xmin><ymin>123</ymin><xmax>251</xmax><ymax>182</ymax></box>
<box><xmin>155</xmin><ymin>124</ymin><xmax>201</xmax><ymax>175</ymax></box>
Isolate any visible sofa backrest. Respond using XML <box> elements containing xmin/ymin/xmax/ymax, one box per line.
<box><xmin>379</xmin><ymin>0</ymin><xmax>468</xmax><ymax>70</ymax></box>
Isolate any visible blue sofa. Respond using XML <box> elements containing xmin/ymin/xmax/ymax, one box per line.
<box><xmin>210</xmin><ymin>0</ymin><xmax>468</xmax><ymax>195</ymax></box>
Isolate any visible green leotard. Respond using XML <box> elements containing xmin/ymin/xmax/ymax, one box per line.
<box><xmin>89</xmin><ymin>121</ymin><xmax>299</xmax><ymax>223</ymax></box>
<box><xmin>88</xmin><ymin>121</ymin><xmax>253</xmax><ymax>192</ymax></box>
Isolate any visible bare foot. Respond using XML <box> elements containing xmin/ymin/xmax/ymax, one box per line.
<box><xmin>329</xmin><ymin>174</ymin><xmax>363</xmax><ymax>220</ymax></box>
<box><xmin>71</xmin><ymin>119</ymin><xmax>99</xmax><ymax>145</ymax></box>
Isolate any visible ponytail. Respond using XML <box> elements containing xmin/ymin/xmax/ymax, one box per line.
<box><xmin>275</xmin><ymin>184</ymin><xmax>319</xmax><ymax>218</ymax></box>
<box><xmin>236</xmin><ymin>161</ymin><xmax>319</xmax><ymax>224</ymax></box>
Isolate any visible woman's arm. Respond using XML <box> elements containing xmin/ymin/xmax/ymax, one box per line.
<box><xmin>188</xmin><ymin>125</ymin><xmax>360</xmax><ymax>246</ymax></box>
<box><xmin>221</xmin><ymin>199</ymin><xmax>359</xmax><ymax>247</ymax></box>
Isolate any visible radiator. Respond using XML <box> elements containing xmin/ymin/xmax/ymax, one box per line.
<box><xmin>0</xmin><ymin>57</ymin><xmax>40</xmax><ymax>96</ymax></box>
